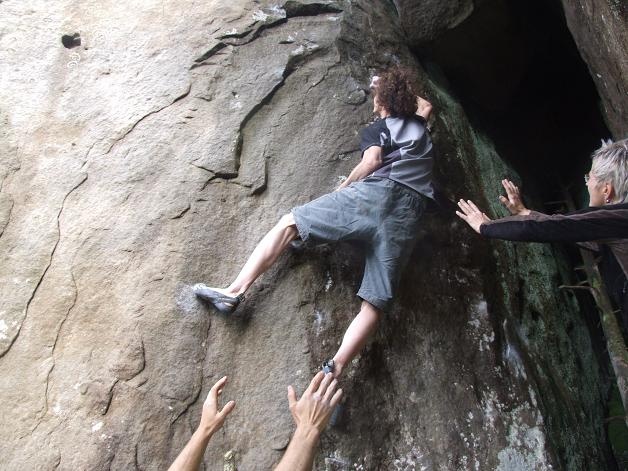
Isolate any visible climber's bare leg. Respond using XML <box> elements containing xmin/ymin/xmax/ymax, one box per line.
<box><xmin>331</xmin><ymin>301</ymin><xmax>382</xmax><ymax>377</ymax></box>
<box><xmin>215</xmin><ymin>213</ymin><xmax>298</xmax><ymax>297</ymax></box>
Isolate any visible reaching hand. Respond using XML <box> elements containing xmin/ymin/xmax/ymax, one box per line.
<box><xmin>456</xmin><ymin>199</ymin><xmax>492</xmax><ymax>233</ymax></box>
<box><xmin>416</xmin><ymin>96</ymin><xmax>433</xmax><ymax>121</ymax></box>
<box><xmin>199</xmin><ymin>376</ymin><xmax>236</xmax><ymax>435</ymax></box>
<box><xmin>275</xmin><ymin>372</ymin><xmax>342</xmax><ymax>471</ymax></box>
<box><xmin>499</xmin><ymin>179</ymin><xmax>529</xmax><ymax>216</ymax></box>
<box><xmin>168</xmin><ymin>376</ymin><xmax>236</xmax><ymax>471</ymax></box>
<box><xmin>287</xmin><ymin>371</ymin><xmax>343</xmax><ymax>434</ymax></box>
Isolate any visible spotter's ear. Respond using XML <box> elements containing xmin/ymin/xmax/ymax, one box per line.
<box><xmin>603</xmin><ymin>181</ymin><xmax>615</xmax><ymax>203</ymax></box>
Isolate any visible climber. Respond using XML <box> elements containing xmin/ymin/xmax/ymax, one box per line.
<box><xmin>193</xmin><ymin>65</ymin><xmax>435</xmax><ymax>377</ymax></box>
<box><xmin>455</xmin><ymin>138</ymin><xmax>628</xmax><ymax>331</ymax></box>
<box><xmin>168</xmin><ymin>372</ymin><xmax>342</xmax><ymax>471</ymax></box>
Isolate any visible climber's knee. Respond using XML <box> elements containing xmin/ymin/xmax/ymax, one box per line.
<box><xmin>278</xmin><ymin>213</ymin><xmax>296</xmax><ymax>230</ymax></box>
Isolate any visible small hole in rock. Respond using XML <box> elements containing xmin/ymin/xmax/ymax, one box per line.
<box><xmin>61</xmin><ymin>33</ymin><xmax>81</xmax><ymax>49</ymax></box>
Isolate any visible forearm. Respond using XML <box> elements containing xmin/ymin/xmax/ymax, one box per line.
<box><xmin>480</xmin><ymin>208</ymin><xmax>628</xmax><ymax>242</ymax></box>
<box><xmin>168</xmin><ymin>429</ymin><xmax>213</xmax><ymax>471</ymax></box>
<box><xmin>338</xmin><ymin>159</ymin><xmax>380</xmax><ymax>189</ymax></box>
<box><xmin>274</xmin><ymin>426</ymin><xmax>320</xmax><ymax>471</ymax></box>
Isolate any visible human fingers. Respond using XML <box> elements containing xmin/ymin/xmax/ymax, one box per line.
<box><xmin>457</xmin><ymin>199</ymin><xmax>473</xmax><ymax>214</ymax></box>
<box><xmin>458</xmin><ymin>199</ymin><xmax>479</xmax><ymax>215</ymax></box>
<box><xmin>466</xmin><ymin>200</ymin><xmax>482</xmax><ymax>213</ymax></box>
<box><xmin>501</xmin><ymin>179</ymin><xmax>510</xmax><ymax>194</ymax></box>
<box><xmin>205</xmin><ymin>376</ymin><xmax>228</xmax><ymax>410</ymax></box>
<box><xmin>500</xmin><ymin>179</ymin><xmax>510</xmax><ymax>199</ymax></box>
<box><xmin>316</xmin><ymin>372</ymin><xmax>334</xmax><ymax>397</ymax></box>
<box><xmin>287</xmin><ymin>385</ymin><xmax>299</xmax><ymax>423</ymax></box>
<box><xmin>330</xmin><ymin>388</ymin><xmax>343</xmax><ymax>408</ymax></box>
<box><xmin>323</xmin><ymin>379</ymin><xmax>339</xmax><ymax>402</ymax></box>
<box><xmin>499</xmin><ymin>195</ymin><xmax>515</xmax><ymax>212</ymax></box>
<box><xmin>306</xmin><ymin>371</ymin><xmax>324</xmax><ymax>395</ymax></box>
<box><xmin>218</xmin><ymin>400</ymin><xmax>236</xmax><ymax>420</ymax></box>
<box><xmin>504</xmin><ymin>180</ymin><xmax>515</xmax><ymax>198</ymax></box>
<box><xmin>455</xmin><ymin>210</ymin><xmax>470</xmax><ymax>223</ymax></box>
<box><xmin>210</xmin><ymin>376</ymin><xmax>228</xmax><ymax>395</ymax></box>
<box><xmin>505</xmin><ymin>179</ymin><xmax>519</xmax><ymax>197</ymax></box>
<box><xmin>287</xmin><ymin>385</ymin><xmax>297</xmax><ymax>408</ymax></box>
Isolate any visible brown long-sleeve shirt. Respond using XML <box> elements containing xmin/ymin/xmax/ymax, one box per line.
<box><xmin>480</xmin><ymin>203</ymin><xmax>628</xmax><ymax>316</ymax></box>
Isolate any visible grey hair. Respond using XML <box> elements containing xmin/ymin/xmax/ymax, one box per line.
<box><xmin>590</xmin><ymin>138</ymin><xmax>628</xmax><ymax>203</ymax></box>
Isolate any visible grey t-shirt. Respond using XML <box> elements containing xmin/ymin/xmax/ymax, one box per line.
<box><xmin>360</xmin><ymin>115</ymin><xmax>434</xmax><ymax>199</ymax></box>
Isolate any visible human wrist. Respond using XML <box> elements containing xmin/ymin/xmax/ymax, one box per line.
<box><xmin>293</xmin><ymin>424</ymin><xmax>321</xmax><ymax>445</ymax></box>
<box><xmin>197</xmin><ymin>422</ymin><xmax>217</xmax><ymax>440</ymax></box>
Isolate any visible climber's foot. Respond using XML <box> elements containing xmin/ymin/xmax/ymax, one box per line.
<box><xmin>193</xmin><ymin>284</ymin><xmax>244</xmax><ymax>315</ymax></box>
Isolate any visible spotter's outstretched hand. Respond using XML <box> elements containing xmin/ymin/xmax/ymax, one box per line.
<box><xmin>456</xmin><ymin>199</ymin><xmax>492</xmax><ymax>233</ymax></box>
<box><xmin>287</xmin><ymin>371</ymin><xmax>343</xmax><ymax>434</ymax></box>
<box><xmin>499</xmin><ymin>179</ymin><xmax>530</xmax><ymax>216</ymax></box>
<box><xmin>200</xmin><ymin>376</ymin><xmax>235</xmax><ymax>435</ymax></box>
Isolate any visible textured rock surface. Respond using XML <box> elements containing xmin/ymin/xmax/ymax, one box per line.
<box><xmin>0</xmin><ymin>0</ymin><xmax>618</xmax><ymax>469</ymax></box>
<box><xmin>560</xmin><ymin>0</ymin><xmax>628</xmax><ymax>137</ymax></box>
<box><xmin>394</xmin><ymin>0</ymin><xmax>475</xmax><ymax>45</ymax></box>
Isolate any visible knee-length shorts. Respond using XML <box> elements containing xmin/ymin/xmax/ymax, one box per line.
<box><xmin>291</xmin><ymin>177</ymin><xmax>426</xmax><ymax>311</ymax></box>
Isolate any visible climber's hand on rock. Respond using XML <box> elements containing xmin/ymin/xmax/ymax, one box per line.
<box><xmin>199</xmin><ymin>376</ymin><xmax>235</xmax><ymax>437</ymax></box>
<box><xmin>287</xmin><ymin>371</ymin><xmax>342</xmax><ymax>435</ymax></box>
<box><xmin>369</xmin><ymin>75</ymin><xmax>380</xmax><ymax>90</ymax></box>
<box><xmin>416</xmin><ymin>96</ymin><xmax>433</xmax><ymax>120</ymax></box>
<box><xmin>499</xmin><ymin>179</ymin><xmax>530</xmax><ymax>216</ymax></box>
<box><xmin>456</xmin><ymin>199</ymin><xmax>492</xmax><ymax>233</ymax></box>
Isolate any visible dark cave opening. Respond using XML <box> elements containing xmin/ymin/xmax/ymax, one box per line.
<box><xmin>417</xmin><ymin>0</ymin><xmax>611</xmax><ymax>210</ymax></box>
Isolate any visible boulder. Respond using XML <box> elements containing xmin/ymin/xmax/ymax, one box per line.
<box><xmin>0</xmin><ymin>0</ymin><xmax>616</xmax><ymax>469</ymax></box>
<box><xmin>560</xmin><ymin>0</ymin><xmax>628</xmax><ymax>137</ymax></box>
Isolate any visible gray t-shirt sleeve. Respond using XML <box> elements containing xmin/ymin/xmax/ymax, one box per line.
<box><xmin>360</xmin><ymin>119</ymin><xmax>388</xmax><ymax>154</ymax></box>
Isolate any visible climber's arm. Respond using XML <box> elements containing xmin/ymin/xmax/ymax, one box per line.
<box><xmin>337</xmin><ymin>145</ymin><xmax>383</xmax><ymax>190</ymax></box>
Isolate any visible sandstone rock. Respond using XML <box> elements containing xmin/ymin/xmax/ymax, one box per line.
<box><xmin>0</xmin><ymin>0</ymin><xmax>618</xmax><ymax>470</ymax></box>
<box><xmin>395</xmin><ymin>0</ymin><xmax>475</xmax><ymax>45</ymax></box>
<box><xmin>560</xmin><ymin>0</ymin><xmax>628</xmax><ymax>137</ymax></box>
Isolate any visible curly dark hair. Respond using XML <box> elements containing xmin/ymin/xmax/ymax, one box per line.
<box><xmin>375</xmin><ymin>66</ymin><xmax>418</xmax><ymax>118</ymax></box>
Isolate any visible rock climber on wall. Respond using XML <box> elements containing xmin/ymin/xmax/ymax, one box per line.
<box><xmin>193</xmin><ymin>66</ymin><xmax>435</xmax><ymax>378</ymax></box>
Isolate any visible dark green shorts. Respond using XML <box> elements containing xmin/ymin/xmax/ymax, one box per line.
<box><xmin>291</xmin><ymin>177</ymin><xmax>426</xmax><ymax>311</ymax></box>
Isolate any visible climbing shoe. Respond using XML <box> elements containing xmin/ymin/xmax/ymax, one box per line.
<box><xmin>193</xmin><ymin>284</ymin><xmax>244</xmax><ymax>315</ymax></box>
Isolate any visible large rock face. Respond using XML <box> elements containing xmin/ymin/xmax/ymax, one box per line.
<box><xmin>0</xmin><ymin>0</ymin><xmax>617</xmax><ymax>469</ymax></box>
<box><xmin>560</xmin><ymin>0</ymin><xmax>628</xmax><ymax>137</ymax></box>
